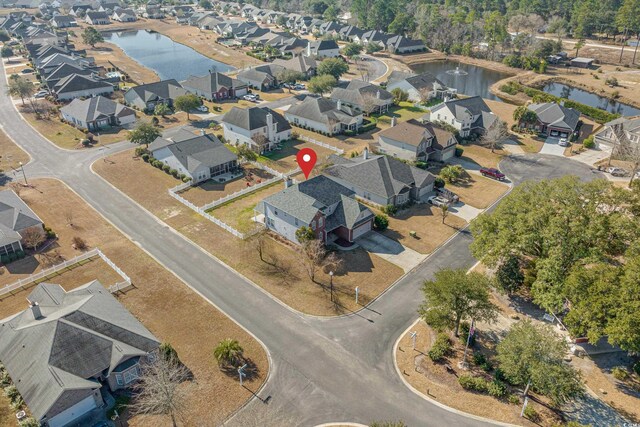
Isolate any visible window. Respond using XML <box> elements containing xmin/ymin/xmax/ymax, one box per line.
<box><xmin>311</xmin><ymin>220</ymin><xmax>316</xmax><ymax>230</ymax></box>
<box><xmin>115</xmin><ymin>373</ymin><xmax>124</xmax><ymax>386</ymax></box>
<box><xmin>318</xmin><ymin>217</ymin><xmax>324</xmax><ymax>227</ymax></box>
<box><xmin>124</xmin><ymin>367</ymin><xmax>139</xmax><ymax>384</ymax></box>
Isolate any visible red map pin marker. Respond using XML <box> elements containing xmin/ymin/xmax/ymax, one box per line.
<box><xmin>296</xmin><ymin>147</ymin><xmax>317</xmax><ymax>179</ymax></box>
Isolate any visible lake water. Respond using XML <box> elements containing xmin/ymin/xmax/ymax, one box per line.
<box><xmin>541</xmin><ymin>82</ymin><xmax>640</xmax><ymax>117</ymax></box>
<box><xmin>105</xmin><ymin>30</ymin><xmax>235</xmax><ymax>81</ymax></box>
<box><xmin>409</xmin><ymin>60</ymin><xmax>511</xmax><ymax>101</ymax></box>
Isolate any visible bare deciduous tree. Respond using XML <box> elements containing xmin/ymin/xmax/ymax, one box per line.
<box><xmin>441</xmin><ymin>204</ymin><xmax>449</xmax><ymax>224</ymax></box>
<box><xmin>298</xmin><ymin>240</ymin><xmax>341</xmax><ymax>282</ymax></box>
<box><xmin>131</xmin><ymin>356</ymin><xmax>191</xmax><ymax>427</ymax></box>
<box><xmin>252</xmin><ymin>231</ymin><xmax>267</xmax><ymax>262</ymax></box>
<box><xmin>481</xmin><ymin>119</ymin><xmax>510</xmax><ymax>153</ymax></box>
<box><xmin>21</xmin><ymin>227</ymin><xmax>45</xmax><ymax>251</ymax></box>
<box><xmin>8</xmin><ymin>182</ymin><xmax>22</xmax><ymax>196</ymax></box>
<box><xmin>360</xmin><ymin>93</ymin><xmax>379</xmax><ymax>116</ymax></box>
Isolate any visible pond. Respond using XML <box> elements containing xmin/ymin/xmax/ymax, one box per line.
<box><xmin>409</xmin><ymin>60</ymin><xmax>512</xmax><ymax>101</ymax></box>
<box><xmin>104</xmin><ymin>30</ymin><xmax>235</xmax><ymax>81</ymax></box>
<box><xmin>541</xmin><ymin>82</ymin><xmax>640</xmax><ymax>117</ymax></box>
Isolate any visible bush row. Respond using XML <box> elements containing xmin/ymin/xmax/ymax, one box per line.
<box><xmin>458</xmin><ymin>374</ymin><xmax>508</xmax><ymax>398</ymax></box>
<box><xmin>428</xmin><ymin>333</ymin><xmax>452</xmax><ymax>362</ymax></box>
<box><xmin>0</xmin><ymin>250</ymin><xmax>26</xmax><ymax>266</ymax></box>
<box><xmin>143</xmin><ymin>155</ymin><xmax>192</xmax><ymax>183</ymax></box>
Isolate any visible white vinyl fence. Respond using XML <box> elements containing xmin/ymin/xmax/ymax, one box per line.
<box><xmin>300</xmin><ymin>135</ymin><xmax>344</xmax><ymax>154</ymax></box>
<box><xmin>201</xmin><ymin>176</ymin><xmax>281</xmax><ymax>210</ymax></box>
<box><xmin>0</xmin><ymin>248</ymin><xmax>132</xmax><ymax>297</ymax></box>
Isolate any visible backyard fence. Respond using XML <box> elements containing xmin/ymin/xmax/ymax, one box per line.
<box><xmin>300</xmin><ymin>135</ymin><xmax>344</xmax><ymax>154</ymax></box>
<box><xmin>201</xmin><ymin>175</ymin><xmax>282</xmax><ymax>210</ymax></box>
<box><xmin>170</xmin><ymin>181</ymin><xmax>194</xmax><ymax>194</ymax></box>
<box><xmin>0</xmin><ymin>248</ymin><xmax>132</xmax><ymax>297</ymax></box>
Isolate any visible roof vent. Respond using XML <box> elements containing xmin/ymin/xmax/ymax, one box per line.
<box><xmin>30</xmin><ymin>302</ymin><xmax>43</xmax><ymax>320</ymax></box>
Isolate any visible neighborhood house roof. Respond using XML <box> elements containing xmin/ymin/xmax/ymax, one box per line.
<box><xmin>86</xmin><ymin>11</ymin><xmax>109</xmax><ymax>20</ymax></box>
<box><xmin>223</xmin><ymin>106</ymin><xmax>291</xmax><ymax>132</ymax></box>
<box><xmin>528</xmin><ymin>102</ymin><xmax>581</xmax><ymax>131</ymax></box>
<box><xmin>273</xmin><ymin>55</ymin><xmax>316</xmax><ymax>74</ymax></box>
<box><xmin>286</xmin><ymin>97</ymin><xmax>360</xmax><ymax>126</ymax></box>
<box><xmin>0</xmin><ymin>189</ymin><xmax>43</xmax><ymax>247</ymax></box>
<box><xmin>60</xmin><ymin>96</ymin><xmax>135</xmax><ymax>123</ymax></box>
<box><xmin>430</xmin><ymin>96</ymin><xmax>497</xmax><ymax>130</ymax></box>
<box><xmin>388</xmin><ymin>71</ymin><xmax>445</xmax><ymax>93</ymax></box>
<box><xmin>323</xmin><ymin>153</ymin><xmax>435</xmax><ymax>201</ymax></box>
<box><xmin>54</xmin><ymin>74</ymin><xmax>112</xmax><ymax>94</ymax></box>
<box><xmin>125</xmin><ymin>79</ymin><xmax>189</xmax><ymax>103</ymax></box>
<box><xmin>0</xmin><ymin>281</ymin><xmax>159</xmax><ymax>421</ymax></box>
<box><xmin>309</xmin><ymin>39</ymin><xmax>338</xmax><ymax>51</ymax></box>
<box><xmin>330</xmin><ymin>80</ymin><xmax>393</xmax><ymax>109</ymax></box>
<box><xmin>379</xmin><ymin>118</ymin><xmax>454</xmax><ymax>150</ymax></box>
<box><xmin>237</xmin><ymin>64</ymin><xmax>285</xmax><ymax>85</ymax></box>
<box><xmin>149</xmin><ymin>128</ymin><xmax>237</xmax><ymax>174</ymax></box>
<box><xmin>181</xmin><ymin>72</ymin><xmax>246</xmax><ymax>94</ymax></box>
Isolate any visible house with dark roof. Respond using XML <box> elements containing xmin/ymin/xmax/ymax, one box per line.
<box><xmin>0</xmin><ymin>189</ymin><xmax>44</xmax><ymax>259</ymax></box>
<box><xmin>330</xmin><ymin>80</ymin><xmax>393</xmax><ymax>115</ymax></box>
<box><xmin>53</xmin><ymin>74</ymin><xmax>114</xmax><ymax>101</ymax></box>
<box><xmin>386</xmin><ymin>71</ymin><xmax>454</xmax><ymax>102</ymax></box>
<box><xmin>222</xmin><ymin>106</ymin><xmax>291</xmax><ymax>152</ymax></box>
<box><xmin>338</xmin><ymin>25</ymin><xmax>364</xmax><ymax>41</ymax></box>
<box><xmin>595</xmin><ymin>116</ymin><xmax>640</xmax><ymax>146</ymax></box>
<box><xmin>181</xmin><ymin>72</ymin><xmax>247</xmax><ymax>101</ymax></box>
<box><xmin>50</xmin><ymin>15</ymin><xmax>77</xmax><ymax>28</ymax></box>
<box><xmin>377</xmin><ymin>118</ymin><xmax>457</xmax><ymax>161</ymax></box>
<box><xmin>323</xmin><ymin>149</ymin><xmax>436</xmax><ymax>206</ymax></box>
<box><xmin>273</xmin><ymin>55</ymin><xmax>317</xmax><ymax>78</ymax></box>
<box><xmin>285</xmin><ymin>97</ymin><xmax>362</xmax><ymax>135</ymax></box>
<box><xmin>44</xmin><ymin>63</ymin><xmax>97</xmax><ymax>88</ymax></box>
<box><xmin>258</xmin><ymin>175</ymin><xmax>374</xmax><ymax>244</ymax></box>
<box><xmin>354</xmin><ymin>30</ymin><xmax>390</xmax><ymax>47</ymax></box>
<box><xmin>60</xmin><ymin>96</ymin><xmax>136</xmax><ymax>131</ymax></box>
<box><xmin>37</xmin><ymin>53</ymin><xmax>95</xmax><ymax>75</ymax></box>
<box><xmin>123</xmin><ymin>79</ymin><xmax>190</xmax><ymax>111</ymax></box>
<box><xmin>305</xmin><ymin>39</ymin><xmax>340</xmax><ymax>58</ymax></box>
<box><xmin>236</xmin><ymin>64</ymin><xmax>285</xmax><ymax>91</ymax></box>
<box><xmin>519</xmin><ymin>102</ymin><xmax>581</xmax><ymax>138</ymax></box>
<box><xmin>386</xmin><ymin>35</ymin><xmax>427</xmax><ymax>54</ymax></box>
<box><xmin>85</xmin><ymin>11</ymin><xmax>110</xmax><ymax>24</ymax></box>
<box><xmin>149</xmin><ymin>127</ymin><xmax>238</xmax><ymax>183</ymax></box>
<box><xmin>0</xmin><ymin>280</ymin><xmax>160</xmax><ymax>427</ymax></box>
<box><xmin>427</xmin><ymin>96</ymin><xmax>497</xmax><ymax>137</ymax></box>
<box><xmin>112</xmin><ymin>8</ymin><xmax>136</xmax><ymax>22</ymax></box>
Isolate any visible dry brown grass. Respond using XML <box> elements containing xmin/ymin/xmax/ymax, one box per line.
<box><xmin>0</xmin><ymin>179</ymin><xmax>268</xmax><ymax>426</ymax></box>
<box><xmin>94</xmin><ymin>149</ymin><xmax>404</xmax><ymax>315</ymax></box>
<box><xmin>0</xmin><ymin>129</ymin><xmax>29</xmax><ymax>171</ymax></box>
<box><xmin>396</xmin><ymin>320</ymin><xmax>562</xmax><ymax>427</ymax></box>
<box><xmin>377</xmin><ymin>204</ymin><xmax>467</xmax><ymax>255</ymax></box>
<box><xmin>446</xmin><ymin>175</ymin><xmax>510</xmax><ymax>209</ymax></box>
<box><xmin>0</xmin><ymin>394</ymin><xmax>14</xmax><ymax>427</ymax></box>
<box><xmin>457</xmin><ymin>143</ymin><xmax>507</xmax><ymax>169</ymax></box>
<box><xmin>258</xmin><ymin>138</ymin><xmax>336</xmax><ymax>173</ymax></box>
<box><xmin>292</xmin><ymin>127</ymin><xmax>375</xmax><ymax>158</ymax></box>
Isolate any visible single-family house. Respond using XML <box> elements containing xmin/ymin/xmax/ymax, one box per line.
<box><xmin>0</xmin><ymin>189</ymin><xmax>44</xmax><ymax>259</ymax></box>
<box><xmin>570</xmin><ymin>57</ymin><xmax>594</xmax><ymax>68</ymax></box>
<box><xmin>386</xmin><ymin>71</ymin><xmax>455</xmax><ymax>102</ymax></box>
<box><xmin>181</xmin><ymin>72</ymin><xmax>248</xmax><ymax>101</ymax></box>
<box><xmin>377</xmin><ymin>118</ymin><xmax>457</xmax><ymax>161</ymax></box>
<box><xmin>356</xmin><ymin>30</ymin><xmax>390</xmax><ymax>47</ymax></box>
<box><xmin>427</xmin><ymin>96</ymin><xmax>497</xmax><ymax>137</ymax></box>
<box><xmin>386</xmin><ymin>35</ymin><xmax>427</xmax><ymax>54</ymax></box>
<box><xmin>123</xmin><ymin>79</ymin><xmax>190</xmax><ymax>111</ymax></box>
<box><xmin>258</xmin><ymin>175</ymin><xmax>374</xmax><ymax>244</ymax></box>
<box><xmin>323</xmin><ymin>149</ymin><xmax>436</xmax><ymax>206</ymax></box>
<box><xmin>338</xmin><ymin>25</ymin><xmax>364</xmax><ymax>41</ymax></box>
<box><xmin>112</xmin><ymin>8</ymin><xmax>136</xmax><ymax>22</ymax></box>
<box><xmin>330</xmin><ymin>80</ymin><xmax>394</xmax><ymax>114</ymax></box>
<box><xmin>44</xmin><ymin>63</ymin><xmax>96</xmax><ymax>88</ymax></box>
<box><xmin>285</xmin><ymin>97</ymin><xmax>362</xmax><ymax>135</ymax></box>
<box><xmin>519</xmin><ymin>102</ymin><xmax>581</xmax><ymax>138</ymax></box>
<box><xmin>149</xmin><ymin>127</ymin><xmax>238</xmax><ymax>183</ymax></box>
<box><xmin>144</xmin><ymin>5</ymin><xmax>164</xmax><ymax>19</ymax></box>
<box><xmin>222</xmin><ymin>106</ymin><xmax>291</xmax><ymax>152</ymax></box>
<box><xmin>273</xmin><ymin>55</ymin><xmax>317</xmax><ymax>78</ymax></box>
<box><xmin>236</xmin><ymin>64</ymin><xmax>285</xmax><ymax>91</ymax></box>
<box><xmin>50</xmin><ymin>15</ymin><xmax>77</xmax><ymax>28</ymax></box>
<box><xmin>305</xmin><ymin>39</ymin><xmax>340</xmax><ymax>58</ymax></box>
<box><xmin>595</xmin><ymin>116</ymin><xmax>640</xmax><ymax>146</ymax></box>
<box><xmin>0</xmin><ymin>280</ymin><xmax>159</xmax><ymax>427</ymax></box>
<box><xmin>70</xmin><ymin>4</ymin><xmax>92</xmax><ymax>16</ymax></box>
<box><xmin>53</xmin><ymin>74</ymin><xmax>114</xmax><ymax>101</ymax></box>
<box><xmin>85</xmin><ymin>11</ymin><xmax>110</xmax><ymax>24</ymax></box>
<box><xmin>60</xmin><ymin>96</ymin><xmax>136</xmax><ymax>131</ymax></box>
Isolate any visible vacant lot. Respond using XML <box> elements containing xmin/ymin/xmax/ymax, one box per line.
<box><xmin>447</xmin><ymin>175</ymin><xmax>510</xmax><ymax>209</ymax></box>
<box><xmin>378</xmin><ymin>204</ymin><xmax>467</xmax><ymax>255</ymax></box>
<box><xmin>292</xmin><ymin>127</ymin><xmax>376</xmax><ymax>157</ymax></box>
<box><xmin>94</xmin><ymin>149</ymin><xmax>405</xmax><ymax>315</ymax></box>
<box><xmin>0</xmin><ymin>179</ymin><xmax>268</xmax><ymax>426</ymax></box>
<box><xmin>457</xmin><ymin>143</ymin><xmax>508</xmax><ymax>169</ymax></box>
<box><xmin>258</xmin><ymin>138</ymin><xmax>336</xmax><ymax>173</ymax></box>
<box><xmin>0</xmin><ymin>129</ymin><xmax>29</xmax><ymax>171</ymax></box>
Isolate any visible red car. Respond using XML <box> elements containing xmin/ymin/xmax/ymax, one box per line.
<box><xmin>480</xmin><ymin>167</ymin><xmax>506</xmax><ymax>181</ymax></box>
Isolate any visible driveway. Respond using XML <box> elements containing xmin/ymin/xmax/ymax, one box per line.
<box><xmin>448</xmin><ymin>202</ymin><xmax>483</xmax><ymax>222</ymax></box>
<box><xmin>356</xmin><ymin>231</ymin><xmax>426</xmax><ymax>273</ymax></box>
<box><xmin>570</xmin><ymin>143</ymin><xmax>612</xmax><ymax>167</ymax></box>
<box><xmin>539</xmin><ymin>136</ymin><xmax>567</xmax><ymax>156</ymax></box>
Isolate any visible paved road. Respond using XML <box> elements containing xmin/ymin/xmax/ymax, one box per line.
<box><xmin>0</xmin><ymin>59</ymin><xmax>606</xmax><ymax>425</ymax></box>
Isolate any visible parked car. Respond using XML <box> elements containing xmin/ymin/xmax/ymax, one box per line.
<box><xmin>294</xmin><ymin>83</ymin><xmax>305</xmax><ymax>90</ymax></box>
<box><xmin>558</xmin><ymin>138</ymin><xmax>568</xmax><ymax>147</ymax></box>
<box><xmin>243</xmin><ymin>94</ymin><xmax>259</xmax><ymax>102</ymax></box>
<box><xmin>21</xmin><ymin>68</ymin><xmax>34</xmax><ymax>74</ymax></box>
<box><xmin>195</xmin><ymin>105</ymin><xmax>208</xmax><ymax>112</ymax></box>
<box><xmin>479</xmin><ymin>167</ymin><xmax>506</xmax><ymax>181</ymax></box>
<box><xmin>607</xmin><ymin>167</ymin><xmax>628</xmax><ymax>177</ymax></box>
<box><xmin>34</xmin><ymin>90</ymin><xmax>48</xmax><ymax>98</ymax></box>
<box><xmin>427</xmin><ymin>195</ymin><xmax>450</xmax><ymax>208</ymax></box>
<box><xmin>283</xmin><ymin>83</ymin><xmax>295</xmax><ymax>89</ymax></box>
<box><xmin>435</xmin><ymin>187</ymin><xmax>460</xmax><ymax>203</ymax></box>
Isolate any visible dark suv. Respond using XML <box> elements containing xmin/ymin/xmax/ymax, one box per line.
<box><xmin>479</xmin><ymin>167</ymin><xmax>506</xmax><ymax>181</ymax></box>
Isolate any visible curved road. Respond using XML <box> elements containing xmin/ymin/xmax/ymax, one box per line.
<box><xmin>0</xmin><ymin>60</ymin><xmax>604</xmax><ymax>426</ymax></box>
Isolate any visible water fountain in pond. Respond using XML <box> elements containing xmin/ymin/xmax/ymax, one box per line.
<box><xmin>446</xmin><ymin>65</ymin><xmax>468</xmax><ymax>76</ymax></box>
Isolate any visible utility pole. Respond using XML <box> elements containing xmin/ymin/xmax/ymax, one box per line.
<box><xmin>238</xmin><ymin>364</ymin><xmax>247</xmax><ymax>387</ymax></box>
<box><xmin>520</xmin><ymin>379</ymin><xmax>532</xmax><ymax>417</ymax></box>
<box><xmin>355</xmin><ymin>286</ymin><xmax>359</xmax><ymax>305</ymax></box>
<box><xmin>409</xmin><ymin>331</ymin><xmax>417</xmax><ymax>350</ymax></box>
<box><xmin>18</xmin><ymin>161</ymin><xmax>27</xmax><ymax>185</ymax></box>
<box><xmin>329</xmin><ymin>271</ymin><xmax>334</xmax><ymax>302</ymax></box>
<box><xmin>460</xmin><ymin>319</ymin><xmax>475</xmax><ymax>370</ymax></box>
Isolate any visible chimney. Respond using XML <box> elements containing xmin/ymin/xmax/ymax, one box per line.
<box><xmin>200</xmin><ymin>129</ymin><xmax>206</xmax><ymax>136</ymax></box>
<box><xmin>363</xmin><ymin>147</ymin><xmax>369</xmax><ymax>160</ymax></box>
<box><xmin>337</xmin><ymin>99</ymin><xmax>342</xmax><ymax>110</ymax></box>
<box><xmin>266</xmin><ymin>112</ymin><xmax>275</xmax><ymax>141</ymax></box>
<box><xmin>390</xmin><ymin>116</ymin><xmax>397</xmax><ymax>127</ymax></box>
<box><xmin>284</xmin><ymin>177</ymin><xmax>293</xmax><ymax>188</ymax></box>
<box><xmin>376</xmin><ymin>90</ymin><xmax>380</xmax><ymax>99</ymax></box>
<box><xmin>30</xmin><ymin>302</ymin><xmax>43</xmax><ymax>320</ymax></box>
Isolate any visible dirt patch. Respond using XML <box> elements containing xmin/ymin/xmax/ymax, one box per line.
<box><xmin>0</xmin><ymin>179</ymin><xmax>268</xmax><ymax>426</ymax></box>
<box><xmin>0</xmin><ymin>129</ymin><xmax>29</xmax><ymax>171</ymax></box>
<box><xmin>93</xmin><ymin>149</ymin><xmax>405</xmax><ymax>316</ymax></box>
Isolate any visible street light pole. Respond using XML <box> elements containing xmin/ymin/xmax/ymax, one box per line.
<box><xmin>238</xmin><ymin>363</ymin><xmax>247</xmax><ymax>387</ymax></box>
<box><xmin>329</xmin><ymin>271</ymin><xmax>334</xmax><ymax>302</ymax></box>
<box><xmin>19</xmin><ymin>162</ymin><xmax>27</xmax><ymax>185</ymax></box>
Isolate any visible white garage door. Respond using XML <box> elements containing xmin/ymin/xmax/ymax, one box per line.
<box><xmin>48</xmin><ymin>395</ymin><xmax>97</xmax><ymax>427</ymax></box>
<box><xmin>351</xmin><ymin>221</ymin><xmax>371</xmax><ymax>240</ymax></box>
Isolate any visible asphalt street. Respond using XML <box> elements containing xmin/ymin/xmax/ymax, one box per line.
<box><xmin>0</xmin><ymin>59</ymin><xmax>606</xmax><ymax>426</ymax></box>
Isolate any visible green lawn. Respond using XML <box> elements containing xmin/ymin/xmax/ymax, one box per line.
<box><xmin>374</xmin><ymin>103</ymin><xmax>427</xmax><ymax>128</ymax></box>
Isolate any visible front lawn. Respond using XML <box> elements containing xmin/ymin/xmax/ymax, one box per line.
<box><xmin>0</xmin><ymin>128</ymin><xmax>29</xmax><ymax>170</ymax></box>
<box><xmin>257</xmin><ymin>138</ymin><xmax>335</xmax><ymax>173</ymax></box>
<box><xmin>374</xmin><ymin>102</ymin><xmax>427</xmax><ymax>129</ymax></box>
<box><xmin>445</xmin><ymin>174</ymin><xmax>510</xmax><ymax>209</ymax></box>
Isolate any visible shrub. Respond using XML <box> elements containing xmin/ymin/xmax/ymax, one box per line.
<box><xmin>500</xmin><ymin>82</ymin><xmax>519</xmax><ymax>95</ymax></box>
<box><xmin>162</xmin><ymin>164</ymin><xmax>171</xmax><ymax>173</ymax></box>
<box><xmin>72</xmin><ymin>236</ymin><xmax>88</xmax><ymax>250</ymax></box>
<box><xmin>415</xmin><ymin>161</ymin><xmax>428</xmax><ymax>169</ymax></box>
<box><xmin>583</xmin><ymin>135</ymin><xmax>595</xmax><ymax>149</ymax></box>
<box><xmin>487</xmin><ymin>380</ymin><xmax>507</xmax><ymax>398</ymax></box>
<box><xmin>182</xmin><ymin>176</ymin><xmax>192</xmax><ymax>183</ymax></box>
<box><xmin>81</xmin><ymin>139</ymin><xmax>91</xmax><ymax>147</ymax></box>
<box><xmin>19</xmin><ymin>418</ymin><xmax>40</xmax><ymax>427</ymax></box>
<box><xmin>4</xmin><ymin>384</ymin><xmax>19</xmax><ymax>400</ymax></box>
<box><xmin>428</xmin><ymin>333</ymin><xmax>452</xmax><ymax>362</ymax></box>
<box><xmin>523</xmin><ymin>405</ymin><xmax>539</xmax><ymax>422</ymax></box>
<box><xmin>472</xmin><ymin>352</ymin><xmax>487</xmax><ymax>366</ymax></box>
<box><xmin>141</xmin><ymin>153</ymin><xmax>150</xmax><ymax>162</ymax></box>
<box><xmin>11</xmin><ymin>396</ymin><xmax>24</xmax><ymax>410</ymax></box>
<box><xmin>15</xmin><ymin>250</ymin><xmax>25</xmax><ymax>259</ymax></box>
<box><xmin>612</xmin><ymin>366</ymin><xmax>630</xmax><ymax>381</ymax></box>
<box><xmin>44</xmin><ymin>226</ymin><xmax>56</xmax><ymax>239</ymax></box>
<box><xmin>135</xmin><ymin>147</ymin><xmax>147</xmax><ymax>156</ymax></box>
<box><xmin>0</xmin><ymin>255</ymin><xmax>9</xmax><ymax>265</ymax></box>
<box><xmin>434</xmin><ymin>177</ymin><xmax>445</xmax><ymax>189</ymax></box>
<box><xmin>381</xmin><ymin>204</ymin><xmax>398</xmax><ymax>216</ymax></box>
<box><xmin>605</xmin><ymin>77</ymin><xmax>619</xmax><ymax>87</ymax></box>
<box><xmin>634</xmin><ymin>361</ymin><xmax>640</xmax><ymax>377</ymax></box>
<box><xmin>170</xmin><ymin>169</ymin><xmax>179</xmax><ymax>177</ymax></box>
<box><xmin>458</xmin><ymin>374</ymin><xmax>487</xmax><ymax>392</ymax></box>
<box><xmin>0</xmin><ymin>370</ymin><xmax>11</xmax><ymax>387</ymax></box>
<box><xmin>455</xmin><ymin>147</ymin><xmax>464</xmax><ymax>157</ymax></box>
<box><xmin>373</xmin><ymin>214</ymin><xmax>389</xmax><ymax>231</ymax></box>
<box><xmin>507</xmin><ymin>394</ymin><xmax>520</xmax><ymax>405</ymax></box>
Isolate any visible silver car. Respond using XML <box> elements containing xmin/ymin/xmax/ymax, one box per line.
<box><xmin>427</xmin><ymin>196</ymin><xmax>450</xmax><ymax>207</ymax></box>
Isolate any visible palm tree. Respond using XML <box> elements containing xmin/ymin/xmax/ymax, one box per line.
<box><xmin>213</xmin><ymin>339</ymin><xmax>244</xmax><ymax>368</ymax></box>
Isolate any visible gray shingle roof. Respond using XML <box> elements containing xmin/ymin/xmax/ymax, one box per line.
<box><xmin>378</xmin><ymin>118</ymin><xmax>453</xmax><ymax>150</ymax></box>
<box><xmin>125</xmin><ymin>79</ymin><xmax>188</xmax><ymax>103</ymax></box>
<box><xmin>237</xmin><ymin>64</ymin><xmax>285</xmax><ymax>85</ymax></box>
<box><xmin>330</xmin><ymin>80</ymin><xmax>393</xmax><ymax>110</ymax></box>
<box><xmin>0</xmin><ymin>281</ymin><xmax>159</xmax><ymax>421</ymax></box>
<box><xmin>45</xmin><ymin>63</ymin><xmax>94</xmax><ymax>84</ymax></box>
<box><xmin>323</xmin><ymin>153</ymin><xmax>435</xmax><ymax>200</ymax></box>
<box><xmin>181</xmin><ymin>72</ymin><xmax>246</xmax><ymax>94</ymax></box>
<box><xmin>223</xmin><ymin>106</ymin><xmax>291</xmax><ymax>132</ymax></box>
<box><xmin>0</xmin><ymin>189</ymin><xmax>43</xmax><ymax>247</ymax></box>
<box><xmin>273</xmin><ymin>55</ymin><xmax>316</xmax><ymax>73</ymax></box>
<box><xmin>431</xmin><ymin>96</ymin><xmax>496</xmax><ymax>129</ymax></box>
<box><xmin>60</xmin><ymin>96</ymin><xmax>135</xmax><ymax>122</ymax></box>
<box><xmin>528</xmin><ymin>102</ymin><xmax>581</xmax><ymax>131</ymax></box>
<box><xmin>286</xmin><ymin>96</ymin><xmax>360</xmax><ymax>126</ymax></box>
<box><xmin>54</xmin><ymin>74</ymin><xmax>113</xmax><ymax>94</ymax></box>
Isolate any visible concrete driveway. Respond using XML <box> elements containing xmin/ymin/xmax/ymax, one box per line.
<box><xmin>448</xmin><ymin>202</ymin><xmax>484</xmax><ymax>222</ymax></box>
<box><xmin>356</xmin><ymin>231</ymin><xmax>426</xmax><ymax>273</ymax></box>
<box><xmin>539</xmin><ymin>136</ymin><xmax>567</xmax><ymax>156</ymax></box>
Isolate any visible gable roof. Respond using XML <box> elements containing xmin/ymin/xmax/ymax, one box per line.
<box><xmin>388</xmin><ymin>71</ymin><xmax>445</xmax><ymax>92</ymax></box>
<box><xmin>86</xmin><ymin>11</ymin><xmax>109</xmax><ymax>20</ymax></box>
<box><xmin>330</xmin><ymin>80</ymin><xmax>393</xmax><ymax>108</ymax></box>
<box><xmin>181</xmin><ymin>72</ymin><xmax>246</xmax><ymax>94</ymax></box>
<box><xmin>309</xmin><ymin>39</ymin><xmax>339</xmax><ymax>51</ymax></box>
<box><xmin>125</xmin><ymin>79</ymin><xmax>189</xmax><ymax>102</ymax></box>
<box><xmin>0</xmin><ymin>190</ymin><xmax>43</xmax><ymax>247</ymax></box>
<box><xmin>272</xmin><ymin>55</ymin><xmax>316</xmax><ymax>73</ymax></box>
<box><xmin>0</xmin><ymin>281</ymin><xmax>159</xmax><ymax>421</ymax></box>
<box><xmin>286</xmin><ymin>96</ymin><xmax>360</xmax><ymax>126</ymax></box>
<box><xmin>527</xmin><ymin>102</ymin><xmax>581</xmax><ymax>131</ymax></box>
<box><xmin>237</xmin><ymin>64</ymin><xmax>285</xmax><ymax>84</ymax></box>
<box><xmin>148</xmin><ymin>127</ymin><xmax>237</xmax><ymax>174</ymax></box>
<box><xmin>60</xmin><ymin>96</ymin><xmax>135</xmax><ymax>122</ymax></box>
<box><xmin>430</xmin><ymin>96</ymin><xmax>496</xmax><ymax>129</ymax></box>
<box><xmin>45</xmin><ymin>63</ymin><xmax>94</xmax><ymax>84</ymax></box>
<box><xmin>378</xmin><ymin>118</ymin><xmax>454</xmax><ymax>150</ymax></box>
<box><xmin>53</xmin><ymin>74</ymin><xmax>112</xmax><ymax>94</ymax></box>
<box><xmin>323</xmin><ymin>153</ymin><xmax>435</xmax><ymax>200</ymax></box>
<box><xmin>222</xmin><ymin>106</ymin><xmax>291</xmax><ymax>132</ymax></box>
